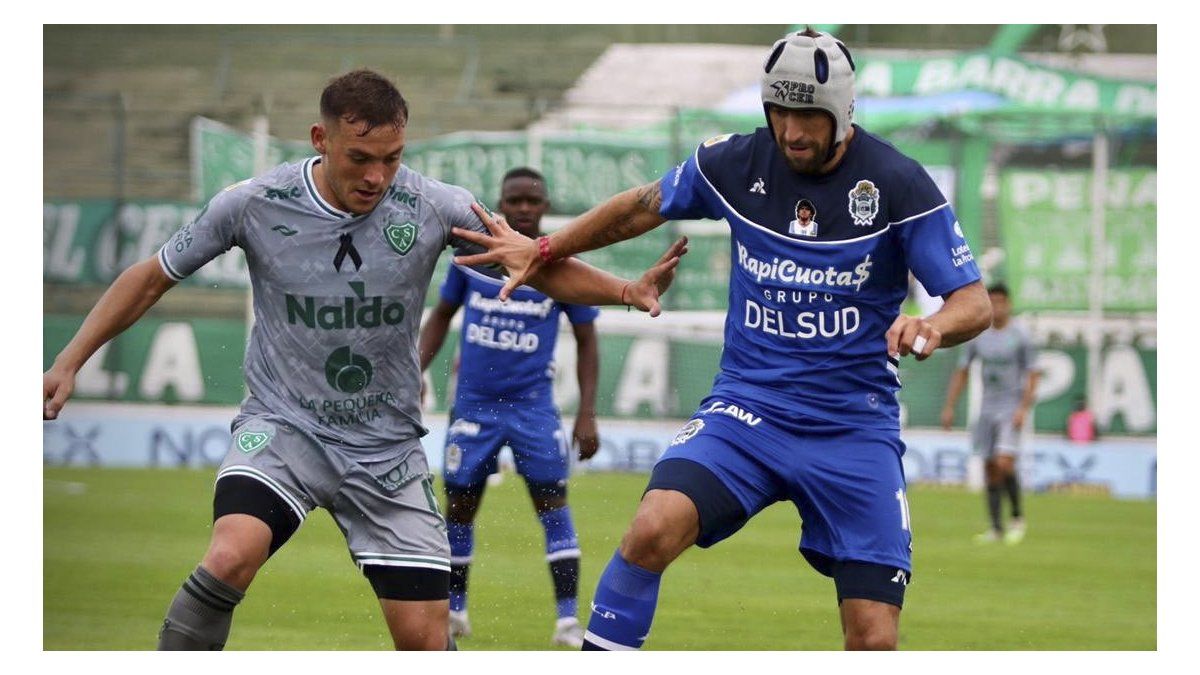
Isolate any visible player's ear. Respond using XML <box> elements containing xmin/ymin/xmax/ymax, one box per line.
<box><xmin>311</xmin><ymin>123</ymin><xmax>327</xmax><ymax>155</ymax></box>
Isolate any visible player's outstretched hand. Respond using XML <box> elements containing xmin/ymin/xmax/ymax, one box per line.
<box><xmin>886</xmin><ymin>314</ymin><xmax>942</xmax><ymax>362</ymax></box>
<box><xmin>573</xmin><ymin>414</ymin><xmax>600</xmax><ymax>461</ymax></box>
<box><xmin>452</xmin><ymin>202</ymin><xmax>543</xmax><ymax>301</ymax></box>
<box><xmin>43</xmin><ymin>367</ymin><xmax>76</xmax><ymax>420</ymax></box>
<box><xmin>624</xmin><ymin>236</ymin><xmax>689</xmax><ymax>317</ymax></box>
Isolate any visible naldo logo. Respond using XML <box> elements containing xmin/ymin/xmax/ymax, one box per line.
<box><xmin>325</xmin><ymin>346</ymin><xmax>374</xmax><ymax>393</ymax></box>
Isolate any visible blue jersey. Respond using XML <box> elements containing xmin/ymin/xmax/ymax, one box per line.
<box><xmin>660</xmin><ymin>125</ymin><xmax>981</xmax><ymax>430</ymax></box>
<box><xmin>440</xmin><ymin>263</ymin><xmax>599</xmax><ymax>404</ymax></box>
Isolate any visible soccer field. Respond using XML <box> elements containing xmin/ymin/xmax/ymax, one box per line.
<box><xmin>43</xmin><ymin>467</ymin><xmax>1155</xmax><ymax>650</ymax></box>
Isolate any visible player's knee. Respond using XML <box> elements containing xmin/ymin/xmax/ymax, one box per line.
<box><xmin>200</xmin><ymin>542</ymin><xmax>263</xmax><ymax>590</ymax></box>
<box><xmin>392</xmin><ymin>625</ymin><xmax>448</xmax><ymax>651</ymax></box>
<box><xmin>619</xmin><ymin>511</ymin><xmax>687</xmax><ymax>571</ymax></box>
<box><xmin>844</xmin><ymin>625</ymin><xmax>897</xmax><ymax>651</ymax></box>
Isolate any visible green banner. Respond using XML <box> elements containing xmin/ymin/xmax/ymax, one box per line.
<box><xmin>43</xmin><ymin>199</ymin><xmax>249</xmax><ymax>288</ymax></box>
<box><xmin>45</xmin><ymin>310</ymin><xmax>1155</xmax><ymax>435</ymax></box>
<box><xmin>998</xmin><ymin>168</ymin><xmax>1156</xmax><ymax>312</ymax></box>
<box><xmin>44</xmin><ymin>315</ymin><xmax>247</xmax><ymax>405</ymax></box>
<box><xmin>191</xmin><ymin>117</ymin><xmax>311</xmax><ymax>203</ymax></box>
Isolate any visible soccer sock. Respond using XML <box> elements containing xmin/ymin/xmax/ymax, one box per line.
<box><xmin>157</xmin><ymin>565</ymin><xmax>244</xmax><ymax>650</ymax></box>
<box><xmin>538</xmin><ymin>506</ymin><xmax>581</xmax><ymax>620</ymax></box>
<box><xmin>582</xmin><ymin>550</ymin><xmax>662</xmax><ymax>650</ymax></box>
<box><xmin>447</xmin><ymin>521</ymin><xmax>474</xmax><ymax>613</ymax></box>
<box><xmin>986</xmin><ymin>485</ymin><xmax>1003</xmax><ymax>532</ymax></box>
<box><xmin>1005</xmin><ymin>473</ymin><xmax>1023</xmax><ymax>520</ymax></box>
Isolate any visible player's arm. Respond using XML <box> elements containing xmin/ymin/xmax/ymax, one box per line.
<box><xmin>887</xmin><ymin>280</ymin><xmax>992</xmax><ymax>363</ymax></box>
<box><xmin>1012</xmin><ymin>336</ymin><xmax>1042</xmax><ymax>429</ymax></box>
<box><xmin>417</xmin><ymin>299</ymin><xmax>461</xmax><ymax>372</ymax></box>
<box><xmin>940</xmin><ymin>365</ymin><xmax>970</xmax><ymax>430</ymax></box>
<box><xmin>570</xmin><ymin>321</ymin><xmax>600</xmax><ymax>460</ymax></box>
<box><xmin>454</xmin><ymin>183</ymin><xmax>669</xmax><ymax>300</ymax></box>
<box><xmin>43</xmin><ymin>256</ymin><xmax>178</xmax><ymax>419</ymax></box>
<box><xmin>455</xmin><ymin>203</ymin><xmax>687</xmax><ymax>316</ymax></box>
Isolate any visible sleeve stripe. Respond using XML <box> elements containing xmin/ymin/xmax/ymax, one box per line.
<box><xmin>888</xmin><ymin>202</ymin><xmax>951</xmax><ymax>227</ymax></box>
<box><xmin>157</xmin><ymin>246</ymin><xmax>186</xmax><ymax>281</ymax></box>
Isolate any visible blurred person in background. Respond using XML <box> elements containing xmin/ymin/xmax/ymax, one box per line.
<box><xmin>1066</xmin><ymin>395</ymin><xmax>1099</xmax><ymax>442</ymax></box>
<box><xmin>418</xmin><ymin>167</ymin><xmax>600</xmax><ymax>648</ymax></box>
<box><xmin>42</xmin><ymin>69</ymin><xmax>685</xmax><ymax>651</ymax></box>
<box><xmin>454</xmin><ymin>29</ymin><xmax>992</xmax><ymax>650</ymax></box>
<box><xmin>942</xmin><ymin>282</ymin><xmax>1040</xmax><ymax>545</ymax></box>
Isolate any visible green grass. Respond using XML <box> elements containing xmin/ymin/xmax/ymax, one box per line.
<box><xmin>43</xmin><ymin>468</ymin><xmax>1156</xmax><ymax>650</ymax></box>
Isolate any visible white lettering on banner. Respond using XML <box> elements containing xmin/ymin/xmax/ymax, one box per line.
<box><xmin>467</xmin><ymin>292</ymin><xmax>555</xmax><ymax>318</ymax></box>
<box><xmin>1008</xmin><ymin>171</ymin><xmax>1157</xmax><ymax>210</ymax></box>
<box><xmin>465</xmin><ymin>323</ymin><xmax>539</xmax><ymax>353</ymax></box>
<box><xmin>736</xmin><ymin>243</ymin><xmax>872</xmax><ymax>291</ymax></box>
<box><xmin>744</xmin><ymin>299</ymin><xmax>861</xmax><ymax>340</ymax></box>
<box><xmin>138</xmin><ymin>323</ymin><xmax>205</xmax><ymax>401</ymax></box>
<box><xmin>1097</xmin><ymin>345</ymin><xmax>1156</xmax><ymax>431</ymax></box>
<box><xmin>1034</xmin><ymin>351</ymin><xmax>1076</xmax><ymax>402</ymax></box>
<box><xmin>702</xmin><ymin>400</ymin><xmax>762</xmax><ymax>426</ymax></box>
<box><xmin>44</xmin><ymin>204</ymin><xmax>86</xmax><ymax>279</ymax></box>
<box><xmin>74</xmin><ymin>343</ymin><xmax>131</xmax><ymax>398</ymax></box>
<box><xmin>614</xmin><ymin>337</ymin><xmax>669</xmax><ymax>416</ymax></box>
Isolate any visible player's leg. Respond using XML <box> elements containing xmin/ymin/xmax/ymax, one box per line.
<box><xmin>525</xmin><ymin>479</ymin><xmax>583</xmax><ymax>646</ymax></box>
<box><xmin>339</xmin><ymin>450</ymin><xmax>454</xmax><ymax>650</ymax></box>
<box><xmin>158</xmin><ymin>421</ymin><xmax>311</xmax><ymax>650</ymax></box>
<box><xmin>509</xmin><ymin>409</ymin><xmax>583</xmax><ymax>646</ymax></box>
<box><xmin>789</xmin><ymin>421</ymin><xmax>912</xmax><ymax>650</ymax></box>
<box><xmin>977</xmin><ymin>419</ymin><xmax>1004</xmax><ymax>542</ymax></box>
<box><xmin>995</xmin><ymin>419</ymin><xmax>1026</xmax><ymax>543</ymax></box>
<box><xmin>840</xmin><ymin>598</ymin><xmax>902</xmax><ymax>650</ymax></box>
<box><xmin>443</xmin><ymin>483</ymin><xmax>485</xmax><ymax>637</ymax></box>
<box><xmin>442</xmin><ymin>410</ymin><xmax>503</xmax><ymax>638</ymax></box>
<box><xmin>584</xmin><ymin>416</ymin><xmax>775</xmax><ymax>651</ymax></box>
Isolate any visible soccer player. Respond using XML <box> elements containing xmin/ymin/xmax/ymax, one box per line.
<box><xmin>41</xmin><ymin>69</ymin><xmax>686</xmax><ymax>651</ymax></box>
<box><xmin>452</xmin><ymin>29</ymin><xmax>993</xmax><ymax>650</ymax></box>
<box><xmin>941</xmin><ymin>283</ymin><xmax>1040</xmax><ymax>545</ymax></box>
<box><xmin>417</xmin><ymin>167</ymin><xmax>599</xmax><ymax>648</ymax></box>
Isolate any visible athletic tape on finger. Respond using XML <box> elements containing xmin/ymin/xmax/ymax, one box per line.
<box><xmin>912</xmin><ymin>335</ymin><xmax>928</xmax><ymax>356</ymax></box>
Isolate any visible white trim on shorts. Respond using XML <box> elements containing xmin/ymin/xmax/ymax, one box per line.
<box><xmin>353</xmin><ymin>552</ymin><xmax>451</xmax><ymax>572</ymax></box>
<box><xmin>216</xmin><ymin>466</ymin><xmax>309</xmax><ymax>523</ymax></box>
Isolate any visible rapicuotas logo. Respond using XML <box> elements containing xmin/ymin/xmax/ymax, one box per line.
<box><xmin>736</xmin><ymin>242</ymin><xmax>873</xmax><ymax>292</ymax></box>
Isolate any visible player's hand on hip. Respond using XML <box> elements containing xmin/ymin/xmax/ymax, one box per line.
<box><xmin>886</xmin><ymin>315</ymin><xmax>941</xmax><ymax>362</ymax></box>
<box><xmin>573</xmin><ymin>415</ymin><xmax>600</xmax><ymax>461</ymax></box>
<box><xmin>43</xmin><ymin>366</ymin><xmax>76</xmax><ymax>420</ymax></box>
<box><xmin>625</xmin><ymin>236</ymin><xmax>689</xmax><ymax>317</ymax></box>
<box><xmin>452</xmin><ymin>202</ymin><xmax>543</xmax><ymax>301</ymax></box>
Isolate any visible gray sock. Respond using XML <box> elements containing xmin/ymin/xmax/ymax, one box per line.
<box><xmin>157</xmin><ymin>565</ymin><xmax>245</xmax><ymax>650</ymax></box>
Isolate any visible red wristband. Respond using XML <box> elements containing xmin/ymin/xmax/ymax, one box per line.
<box><xmin>620</xmin><ymin>281</ymin><xmax>632</xmax><ymax>309</ymax></box>
<box><xmin>537</xmin><ymin>235</ymin><xmax>554</xmax><ymax>263</ymax></box>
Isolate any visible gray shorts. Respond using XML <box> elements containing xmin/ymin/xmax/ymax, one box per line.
<box><xmin>971</xmin><ymin>409</ymin><xmax>1026</xmax><ymax>459</ymax></box>
<box><xmin>217</xmin><ymin>415</ymin><xmax>449</xmax><ymax>574</ymax></box>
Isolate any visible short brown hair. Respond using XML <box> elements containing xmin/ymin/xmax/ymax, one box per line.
<box><xmin>319</xmin><ymin>69</ymin><xmax>408</xmax><ymax>135</ymax></box>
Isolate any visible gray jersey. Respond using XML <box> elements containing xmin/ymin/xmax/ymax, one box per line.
<box><xmin>159</xmin><ymin>158</ymin><xmax>489</xmax><ymax>462</ymax></box>
<box><xmin>958</xmin><ymin>321</ymin><xmax>1038</xmax><ymax>414</ymax></box>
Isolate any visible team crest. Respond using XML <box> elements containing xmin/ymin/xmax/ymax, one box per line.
<box><xmin>789</xmin><ymin>198</ymin><xmax>819</xmax><ymax>238</ymax></box>
<box><xmin>385</xmin><ymin>220</ymin><xmax>417</xmax><ymax>255</ymax></box>
<box><xmin>670</xmin><ymin>419</ymin><xmax>705</xmax><ymax>446</ymax></box>
<box><xmin>848</xmin><ymin>180</ymin><xmax>881</xmax><ymax>226</ymax></box>
<box><xmin>235</xmin><ymin>427</ymin><xmax>274</xmax><ymax>454</ymax></box>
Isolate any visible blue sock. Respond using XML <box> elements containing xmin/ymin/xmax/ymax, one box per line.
<box><xmin>583</xmin><ymin>550</ymin><xmax>662</xmax><ymax>650</ymax></box>
<box><xmin>447</xmin><ymin>521</ymin><xmax>474</xmax><ymax>613</ymax></box>
<box><xmin>539</xmin><ymin>507</ymin><xmax>581</xmax><ymax>620</ymax></box>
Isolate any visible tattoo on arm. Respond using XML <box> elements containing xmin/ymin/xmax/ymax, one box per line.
<box><xmin>592</xmin><ymin>183</ymin><xmax>663</xmax><ymax>248</ymax></box>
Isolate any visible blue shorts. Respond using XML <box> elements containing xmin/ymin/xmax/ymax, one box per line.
<box><xmin>654</xmin><ymin>396</ymin><xmax>913</xmax><ymax>575</ymax></box>
<box><xmin>442</xmin><ymin>398</ymin><xmax>569</xmax><ymax>490</ymax></box>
